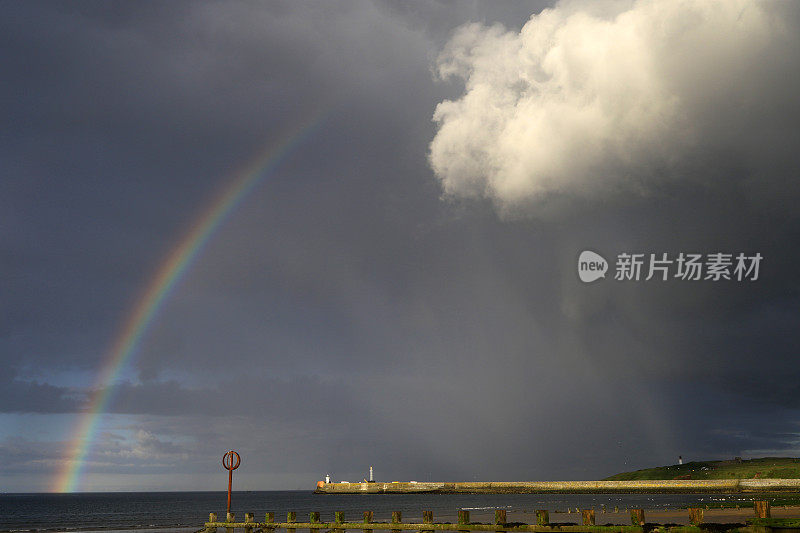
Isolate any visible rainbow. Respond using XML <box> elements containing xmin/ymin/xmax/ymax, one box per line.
<box><xmin>54</xmin><ymin>109</ymin><xmax>330</xmax><ymax>492</ymax></box>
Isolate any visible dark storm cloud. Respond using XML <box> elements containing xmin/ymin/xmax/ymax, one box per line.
<box><xmin>2</xmin><ymin>0</ymin><xmax>440</xmax><ymax>373</ymax></box>
<box><xmin>107</xmin><ymin>376</ymin><xmax>374</xmax><ymax>422</ymax></box>
<box><xmin>2</xmin><ymin>0</ymin><xmax>800</xmax><ymax>492</ymax></box>
<box><xmin>0</xmin><ymin>374</ymin><xmax>81</xmax><ymax>413</ymax></box>
<box><xmin>0</xmin><ymin>437</ymin><xmax>66</xmax><ymax>473</ymax></box>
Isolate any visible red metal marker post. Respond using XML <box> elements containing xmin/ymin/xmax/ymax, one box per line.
<box><xmin>222</xmin><ymin>450</ymin><xmax>241</xmax><ymax>515</ymax></box>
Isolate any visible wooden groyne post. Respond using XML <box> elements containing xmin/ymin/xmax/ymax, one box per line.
<box><xmin>458</xmin><ymin>510</ymin><xmax>470</xmax><ymax>533</ymax></box>
<box><xmin>287</xmin><ymin>511</ymin><xmax>296</xmax><ymax>533</ymax></box>
<box><xmin>535</xmin><ymin>510</ymin><xmax>549</xmax><ymax>526</ymax></box>
<box><xmin>630</xmin><ymin>509</ymin><xmax>644</xmax><ymax>526</ymax></box>
<box><xmin>364</xmin><ymin>511</ymin><xmax>374</xmax><ymax>533</ymax></box>
<box><xmin>755</xmin><ymin>500</ymin><xmax>771</xmax><ymax>518</ymax></box>
<box><xmin>581</xmin><ymin>509</ymin><xmax>595</xmax><ymax>526</ymax></box>
<box><xmin>688</xmin><ymin>508</ymin><xmax>704</xmax><ymax>526</ymax></box>
<box><xmin>422</xmin><ymin>511</ymin><xmax>434</xmax><ymax>533</ymax></box>
<box><xmin>392</xmin><ymin>511</ymin><xmax>402</xmax><ymax>533</ymax></box>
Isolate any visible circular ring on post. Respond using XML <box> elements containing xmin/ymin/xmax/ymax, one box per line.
<box><xmin>222</xmin><ymin>450</ymin><xmax>241</xmax><ymax>471</ymax></box>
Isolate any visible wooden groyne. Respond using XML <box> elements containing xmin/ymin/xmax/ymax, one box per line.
<box><xmin>314</xmin><ymin>480</ymin><xmax>800</xmax><ymax>494</ymax></box>
<box><xmin>203</xmin><ymin>501</ymin><xmax>797</xmax><ymax>533</ymax></box>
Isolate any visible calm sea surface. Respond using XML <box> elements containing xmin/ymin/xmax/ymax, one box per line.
<box><xmin>0</xmin><ymin>491</ymin><xmax>784</xmax><ymax>533</ymax></box>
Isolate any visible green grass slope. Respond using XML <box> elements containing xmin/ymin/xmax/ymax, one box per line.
<box><xmin>604</xmin><ymin>457</ymin><xmax>800</xmax><ymax>480</ymax></box>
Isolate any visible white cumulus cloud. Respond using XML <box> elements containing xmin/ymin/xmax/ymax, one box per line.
<box><xmin>429</xmin><ymin>0</ymin><xmax>800</xmax><ymax>213</ymax></box>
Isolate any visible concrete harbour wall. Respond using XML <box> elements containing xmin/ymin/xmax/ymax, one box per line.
<box><xmin>314</xmin><ymin>479</ymin><xmax>800</xmax><ymax>494</ymax></box>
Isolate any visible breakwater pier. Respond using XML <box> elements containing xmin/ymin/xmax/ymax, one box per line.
<box><xmin>203</xmin><ymin>501</ymin><xmax>798</xmax><ymax>533</ymax></box>
<box><xmin>314</xmin><ymin>480</ymin><xmax>800</xmax><ymax>494</ymax></box>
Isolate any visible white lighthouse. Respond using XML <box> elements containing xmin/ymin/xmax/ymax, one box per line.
<box><xmin>369</xmin><ymin>466</ymin><xmax>374</xmax><ymax>482</ymax></box>
<box><xmin>325</xmin><ymin>473</ymin><xmax>331</xmax><ymax>483</ymax></box>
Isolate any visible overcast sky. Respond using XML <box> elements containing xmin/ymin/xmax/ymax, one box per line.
<box><xmin>2</xmin><ymin>0</ymin><xmax>800</xmax><ymax>492</ymax></box>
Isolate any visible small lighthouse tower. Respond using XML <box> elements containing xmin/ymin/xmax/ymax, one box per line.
<box><xmin>325</xmin><ymin>473</ymin><xmax>331</xmax><ymax>483</ymax></box>
<box><xmin>369</xmin><ymin>466</ymin><xmax>374</xmax><ymax>482</ymax></box>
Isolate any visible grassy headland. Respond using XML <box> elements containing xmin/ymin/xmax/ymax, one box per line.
<box><xmin>604</xmin><ymin>457</ymin><xmax>800</xmax><ymax>480</ymax></box>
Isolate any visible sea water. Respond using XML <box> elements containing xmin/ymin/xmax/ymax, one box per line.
<box><xmin>0</xmin><ymin>491</ymin><xmax>780</xmax><ymax>533</ymax></box>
